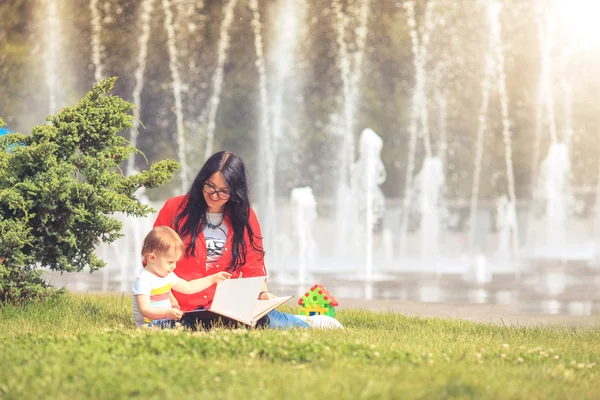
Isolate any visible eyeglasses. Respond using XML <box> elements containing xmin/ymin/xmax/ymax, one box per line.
<box><xmin>203</xmin><ymin>182</ymin><xmax>231</xmax><ymax>200</ymax></box>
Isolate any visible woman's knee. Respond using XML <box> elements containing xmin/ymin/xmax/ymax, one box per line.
<box><xmin>265</xmin><ymin>310</ymin><xmax>310</xmax><ymax>329</ymax></box>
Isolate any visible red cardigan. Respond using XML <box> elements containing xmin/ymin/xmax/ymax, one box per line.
<box><xmin>153</xmin><ymin>195</ymin><xmax>267</xmax><ymax>311</ymax></box>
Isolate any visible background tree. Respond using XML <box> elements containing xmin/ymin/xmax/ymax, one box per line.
<box><xmin>0</xmin><ymin>78</ymin><xmax>180</xmax><ymax>302</ymax></box>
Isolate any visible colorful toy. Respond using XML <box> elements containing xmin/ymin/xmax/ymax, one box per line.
<box><xmin>298</xmin><ymin>284</ymin><xmax>339</xmax><ymax>318</ymax></box>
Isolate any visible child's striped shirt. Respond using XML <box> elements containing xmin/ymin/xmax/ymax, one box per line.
<box><xmin>132</xmin><ymin>269</ymin><xmax>180</xmax><ymax>327</ymax></box>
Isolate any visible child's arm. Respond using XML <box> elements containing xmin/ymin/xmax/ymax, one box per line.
<box><xmin>136</xmin><ymin>294</ymin><xmax>183</xmax><ymax>321</ymax></box>
<box><xmin>169</xmin><ymin>292</ymin><xmax>180</xmax><ymax>309</ymax></box>
<box><xmin>172</xmin><ymin>271</ymin><xmax>231</xmax><ymax>294</ymax></box>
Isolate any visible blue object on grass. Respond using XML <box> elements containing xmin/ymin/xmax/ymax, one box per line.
<box><xmin>0</xmin><ymin>126</ymin><xmax>13</xmax><ymax>137</ymax></box>
<box><xmin>1</xmin><ymin>126</ymin><xmax>18</xmax><ymax>152</ymax></box>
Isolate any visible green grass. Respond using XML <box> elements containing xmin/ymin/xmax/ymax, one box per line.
<box><xmin>1</xmin><ymin>294</ymin><xmax>599</xmax><ymax>399</ymax></box>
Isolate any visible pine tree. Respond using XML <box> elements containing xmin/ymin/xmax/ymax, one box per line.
<box><xmin>0</xmin><ymin>78</ymin><xmax>179</xmax><ymax>302</ymax></box>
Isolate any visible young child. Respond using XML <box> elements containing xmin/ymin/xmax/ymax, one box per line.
<box><xmin>132</xmin><ymin>226</ymin><xmax>231</xmax><ymax>328</ymax></box>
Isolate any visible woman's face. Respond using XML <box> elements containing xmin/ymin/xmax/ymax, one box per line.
<box><xmin>203</xmin><ymin>171</ymin><xmax>230</xmax><ymax>212</ymax></box>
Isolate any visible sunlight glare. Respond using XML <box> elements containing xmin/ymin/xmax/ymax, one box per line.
<box><xmin>555</xmin><ymin>0</ymin><xmax>600</xmax><ymax>50</ymax></box>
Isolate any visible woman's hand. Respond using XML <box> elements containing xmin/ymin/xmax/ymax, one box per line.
<box><xmin>258</xmin><ymin>291</ymin><xmax>276</xmax><ymax>300</ymax></box>
<box><xmin>211</xmin><ymin>271</ymin><xmax>232</xmax><ymax>284</ymax></box>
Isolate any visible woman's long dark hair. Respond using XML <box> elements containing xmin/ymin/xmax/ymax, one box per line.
<box><xmin>174</xmin><ymin>151</ymin><xmax>264</xmax><ymax>272</ymax></box>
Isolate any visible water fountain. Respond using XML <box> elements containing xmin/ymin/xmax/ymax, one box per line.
<box><xmin>355</xmin><ymin>129</ymin><xmax>386</xmax><ymax>275</ymax></box>
<box><xmin>163</xmin><ymin>0</ymin><xmax>188</xmax><ymax>192</ymax></box>
<box><xmin>415</xmin><ymin>156</ymin><xmax>445</xmax><ymax>265</ymax></box>
<box><xmin>204</xmin><ymin>0</ymin><xmax>238</xmax><ymax>160</ymax></box>
<box><xmin>463</xmin><ymin>254</ymin><xmax>492</xmax><ymax>285</ymax></box>
<box><xmin>7</xmin><ymin>1</ymin><xmax>600</xmax><ymax>316</ymax></box>
<box><xmin>469</xmin><ymin>27</ymin><xmax>493</xmax><ymax>253</ymax></box>
<box><xmin>333</xmin><ymin>0</ymin><xmax>371</xmax><ymax>259</ymax></box>
<box><xmin>127</xmin><ymin>0</ymin><xmax>155</xmax><ymax>176</ymax></box>
<box><xmin>529</xmin><ymin>0</ymin><xmax>551</xmax><ymax>227</ymax></box>
<box><xmin>469</xmin><ymin>0</ymin><xmax>519</xmax><ymax>261</ymax></box>
<box><xmin>249</xmin><ymin>0</ymin><xmax>276</xmax><ymax>264</ymax></box>
<box><xmin>435</xmin><ymin>91</ymin><xmax>448</xmax><ymax>167</ymax></box>
<box><xmin>347</xmin><ymin>128</ymin><xmax>387</xmax><ymax>299</ymax></box>
<box><xmin>495</xmin><ymin>195</ymin><xmax>518</xmax><ymax>261</ymax></box>
<box><xmin>89</xmin><ymin>0</ymin><xmax>104</xmax><ymax>83</ymax></box>
<box><xmin>399</xmin><ymin>0</ymin><xmax>437</xmax><ymax>257</ymax></box>
<box><xmin>594</xmin><ymin>160</ymin><xmax>600</xmax><ymax>261</ymax></box>
<box><xmin>269</xmin><ymin>0</ymin><xmax>301</xmax><ymax>146</ymax></box>
<box><xmin>261</xmin><ymin>0</ymin><xmax>304</xmax><ymax>267</ymax></box>
<box><xmin>43</xmin><ymin>0</ymin><xmax>61</xmax><ymax>115</ymax></box>
<box><xmin>288</xmin><ymin>187</ymin><xmax>317</xmax><ymax>286</ymax></box>
<box><xmin>489</xmin><ymin>0</ymin><xmax>519</xmax><ymax>258</ymax></box>
<box><xmin>527</xmin><ymin>1</ymin><xmax>577</xmax><ymax>261</ymax></box>
<box><xmin>534</xmin><ymin>143</ymin><xmax>572</xmax><ymax>257</ymax></box>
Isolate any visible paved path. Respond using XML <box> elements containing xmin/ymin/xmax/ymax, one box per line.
<box><xmin>338</xmin><ymin>299</ymin><xmax>600</xmax><ymax>328</ymax></box>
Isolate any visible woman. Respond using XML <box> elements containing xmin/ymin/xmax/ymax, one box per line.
<box><xmin>153</xmin><ymin>151</ymin><xmax>309</xmax><ymax>329</ymax></box>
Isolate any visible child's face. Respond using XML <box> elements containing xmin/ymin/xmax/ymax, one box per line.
<box><xmin>146</xmin><ymin>248</ymin><xmax>181</xmax><ymax>278</ymax></box>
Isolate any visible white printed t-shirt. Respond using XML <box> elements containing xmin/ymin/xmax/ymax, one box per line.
<box><xmin>204</xmin><ymin>212</ymin><xmax>228</xmax><ymax>270</ymax></box>
<box><xmin>132</xmin><ymin>269</ymin><xmax>180</xmax><ymax>327</ymax></box>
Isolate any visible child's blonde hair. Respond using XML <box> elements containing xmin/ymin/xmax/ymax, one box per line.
<box><xmin>141</xmin><ymin>226</ymin><xmax>184</xmax><ymax>263</ymax></box>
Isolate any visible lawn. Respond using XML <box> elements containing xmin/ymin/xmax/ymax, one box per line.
<box><xmin>1</xmin><ymin>294</ymin><xmax>599</xmax><ymax>399</ymax></box>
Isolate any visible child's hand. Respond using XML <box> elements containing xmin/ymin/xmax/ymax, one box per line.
<box><xmin>211</xmin><ymin>271</ymin><xmax>232</xmax><ymax>284</ymax></box>
<box><xmin>167</xmin><ymin>307</ymin><xmax>183</xmax><ymax>320</ymax></box>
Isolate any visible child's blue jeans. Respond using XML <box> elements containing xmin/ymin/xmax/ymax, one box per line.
<box><xmin>147</xmin><ymin>319</ymin><xmax>176</xmax><ymax>329</ymax></box>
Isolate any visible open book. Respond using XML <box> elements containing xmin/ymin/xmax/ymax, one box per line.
<box><xmin>185</xmin><ymin>276</ymin><xmax>293</xmax><ymax>327</ymax></box>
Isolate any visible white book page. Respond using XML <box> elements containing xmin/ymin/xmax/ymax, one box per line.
<box><xmin>250</xmin><ymin>296</ymin><xmax>294</xmax><ymax>322</ymax></box>
<box><xmin>210</xmin><ymin>276</ymin><xmax>265</xmax><ymax>323</ymax></box>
